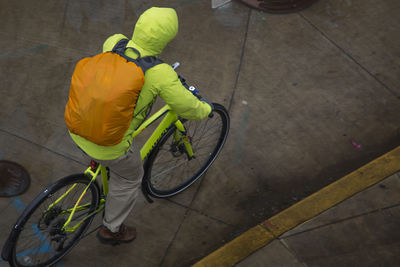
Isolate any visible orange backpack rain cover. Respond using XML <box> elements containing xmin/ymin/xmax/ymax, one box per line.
<box><xmin>64</xmin><ymin>52</ymin><xmax>145</xmax><ymax>146</ymax></box>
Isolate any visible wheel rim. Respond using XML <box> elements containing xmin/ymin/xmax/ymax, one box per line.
<box><xmin>12</xmin><ymin>177</ymin><xmax>97</xmax><ymax>266</ymax></box>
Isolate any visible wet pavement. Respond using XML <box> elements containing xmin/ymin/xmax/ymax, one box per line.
<box><xmin>195</xmin><ymin>147</ymin><xmax>400</xmax><ymax>266</ymax></box>
<box><xmin>236</xmin><ymin>171</ymin><xmax>400</xmax><ymax>267</ymax></box>
<box><xmin>1</xmin><ymin>0</ymin><xmax>400</xmax><ymax>266</ymax></box>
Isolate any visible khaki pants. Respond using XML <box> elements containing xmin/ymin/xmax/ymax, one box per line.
<box><xmin>82</xmin><ymin>143</ymin><xmax>143</xmax><ymax>233</ymax></box>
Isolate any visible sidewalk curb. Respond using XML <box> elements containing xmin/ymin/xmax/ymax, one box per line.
<box><xmin>193</xmin><ymin>146</ymin><xmax>400</xmax><ymax>267</ymax></box>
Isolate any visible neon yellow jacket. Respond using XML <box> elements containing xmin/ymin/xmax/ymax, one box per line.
<box><xmin>69</xmin><ymin>7</ymin><xmax>211</xmax><ymax>160</ymax></box>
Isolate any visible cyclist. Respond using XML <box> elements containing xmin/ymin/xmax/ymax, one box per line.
<box><xmin>65</xmin><ymin>7</ymin><xmax>212</xmax><ymax>244</ymax></box>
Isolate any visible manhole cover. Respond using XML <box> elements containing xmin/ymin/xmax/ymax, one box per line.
<box><xmin>0</xmin><ymin>160</ymin><xmax>30</xmax><ymax>197</ymax></box>
<box><xmin>239</xmin><ymin>0</ymin><xmax>319</xmax><ymax>14</ymax></box>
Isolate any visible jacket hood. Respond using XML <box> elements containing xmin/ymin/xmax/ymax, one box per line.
<box><xmin>132</xmin><ymin>7</ymin><xmax>178</xmax><ymax>57</ymax></box>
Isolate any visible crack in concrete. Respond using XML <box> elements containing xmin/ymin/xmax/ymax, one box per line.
<box><xmin>279</xmin><ymin>239</ymin><xmax>310</xmax><ymax>267</ymax></box>
<box><xmin>0</xmin><ymin>128</ymin><xmax>86</xmax><ymax>167</ymax></box>
<box><xmin>158</xmin><ymin>208</ymin><xmax>190</xmax><ymax>267</ymax></box>
<box><xmin>281</xmin><ymin>202</ymin><xmax>400</xmax><ymax>239</ymax></box>
<box><xmin>228</xmin><ymin>8</ymin><xmax>252</xmax><ymax>112</ymax></box>
<box><xmin>159</xmin><ymin>8</ymin><xmax>253</xmax><ymax>265</ymax></box>
<box><xmin>298</xmin><ymin>12</ymin><xmax>399</xmax><ymax>98</ymax></box>
<box><xmin>158</xmin><ymin>171</ymin><xmax>212</xmax><ymax>266</ymax></box>
<box><xmin>166</xmin><ymin>198</ymin><xmax>237</xmax><ymax>227</ymax></box>
<box><xmin>0</xmin><ymin>44</ymin><xmax>50</xmax><ymax>60</ymax></box>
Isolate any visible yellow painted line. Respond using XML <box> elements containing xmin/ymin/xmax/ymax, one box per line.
<box><xmin>262</xmin><ymin>146</ymin><xmax>400</xmax><ymax>236</ymax></box>
<box><xmin>193</xmin><ymin>226</ymin><xmax>274</xmax><ymax>267</ymax></box>
<box><xmin>193</xmin><ymin>146</ymin><xmax>400</xmax><ymax>267</ymax></box>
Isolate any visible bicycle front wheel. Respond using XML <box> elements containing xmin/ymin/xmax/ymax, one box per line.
<box><xmin>3</xmin><ymin>174</ymin><xmax>100</xmax><ymax>267</ymax></box>
<box><xmin>144</xmin><ymin>103</ymin><xmax>229</xmax><ymax>198</ymax></box>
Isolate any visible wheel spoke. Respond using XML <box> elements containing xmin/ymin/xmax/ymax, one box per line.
<box><xmin>11</xmin><ymin>175</ymin><xmax>99</xmax><ymax>266</ymax></box>
<box><xmin>147</xmin><ymin>105</ymin><xmax>229</xmax><ymax>196</ymax></box>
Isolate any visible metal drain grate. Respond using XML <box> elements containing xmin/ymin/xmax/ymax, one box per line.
<box><xmin>0</xmin><ymin>160</ymin><xmax>30</xmax><ymax>197</ymax></box>
<box><xmin>239</xmin><ymin>0</ymin><xmax>319</xmax><ymax>14</ymax></box>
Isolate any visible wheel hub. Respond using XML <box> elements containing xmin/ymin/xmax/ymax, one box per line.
<box><xmin>49</xmin><ymin>217</ymin><xmax>66</xmax><ymax>236</ymax></box>
<box><xmin>170</xmin><ymin>136</ymin><xmax>193</xmax><ymax>158</ymax></box>
<box><xmin>41</xmin><ymin>206</ymin><xmax>62</xmax><ymax>227</ymax></box>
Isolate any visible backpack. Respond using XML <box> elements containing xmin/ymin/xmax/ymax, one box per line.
<box><xmin>64</xmin><ymin>39</ymin><xmax>163</xmax><ymax>146</ymax></box>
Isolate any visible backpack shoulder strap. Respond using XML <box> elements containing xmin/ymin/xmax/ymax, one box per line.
<box><xmin>136</xmin><ymin>57</ymin><xmax>164</xmax><ymax>73</ymax></box>
<box><xmin>111</xmin><ymin>38</ymin><xmax>129</xmax><ymax>53</ymax></box>
<box><xmin>111</xmin><ymin>38</ymin><xmax>163</xmax><ymax>73</ymax></box>
<box><xmin>111</xmin><ymin>38</ymin><xmax>142</xmax><ymax>58</ymax></box>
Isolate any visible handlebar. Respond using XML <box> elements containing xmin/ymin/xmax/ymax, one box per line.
<box><xmin>172</xmin><ymin>62</ymin><xmax>180</xmax><ymax>70</ymax></box>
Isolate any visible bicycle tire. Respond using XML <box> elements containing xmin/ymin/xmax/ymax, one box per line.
<box><xmin>2</xmin><ymin>174</ymin><xmax>100</xmax><ymax>267</ymax></box>
<box><xmin>144</xmin><ymin>103</ymin><xmax>229</xmax><ymax>198</ymax></box>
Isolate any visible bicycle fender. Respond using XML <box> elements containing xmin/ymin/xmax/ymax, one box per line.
<box><xmin>1</xmin><ymin>232</ymin><xmax>15</xmax><ymax>261</ymax></box>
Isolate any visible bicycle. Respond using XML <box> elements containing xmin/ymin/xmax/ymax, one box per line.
<box><xmin>1</xmin><ymin>62</ymin><xmax>230</xmax><ymax>267</ymax></box>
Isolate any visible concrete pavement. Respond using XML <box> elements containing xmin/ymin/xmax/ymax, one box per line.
<box><xmin>1</xmin><ymin>0</ymin><xmax>400</xmax><ymax>266</ymax></box>
<box><xmin>195</xmin><ymin>146</ymin><xmax>400</xmax><ymax>266</ymax></box>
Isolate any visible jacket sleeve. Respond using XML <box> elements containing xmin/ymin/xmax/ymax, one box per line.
<box><xmin>152</xmin><ymin>64</ymin><xmax>212</xmax><ymax>120</ymax></box>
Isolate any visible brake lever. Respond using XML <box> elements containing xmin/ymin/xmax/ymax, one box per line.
<box><xmin>172</xmin><ymin>62</ymin><xmax>180</xmax><ymax>70</ymax></box>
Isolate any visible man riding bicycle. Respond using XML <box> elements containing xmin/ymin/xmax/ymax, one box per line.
<box><xmin>65</xmin><ymin>7</ymin><xmax>212</xmax><ymax>244</ymax></box>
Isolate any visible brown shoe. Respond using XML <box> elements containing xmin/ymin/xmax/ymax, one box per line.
<box><xmin>96</xmin><ymin>224</ymin><xmax>137</xmax><ymax>245</ymax></box>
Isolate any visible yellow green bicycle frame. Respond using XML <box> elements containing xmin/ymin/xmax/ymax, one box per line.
<box><xmin>133</xmin><ymin>105</ymin><xmax>194</xmax><ymax>160</ymax></box>
<box><xmin>47</xmin><ymin>105</ymin><xmax>194</xmax><ymax>232</ymax></box>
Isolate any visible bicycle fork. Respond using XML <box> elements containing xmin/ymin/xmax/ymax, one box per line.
<box><xmin>174</xmin><ymin>120</ymin><xmax>195</xmax><ymax>160</ymax></box>
<box><xmin>141</xmin><ymin>120</ymin><xmax>195</xmax><ymax>204</ymax></box>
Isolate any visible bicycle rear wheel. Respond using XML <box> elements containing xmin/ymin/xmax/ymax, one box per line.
<box><xmin>144</xmin><ymin>103</ymin><xmax>229</xmax><ymax>198</ymax></box>
<box><xmin>2</xmin><ymin>174</ymin><xmax>100</xmax><ymax>267</ymax></box>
